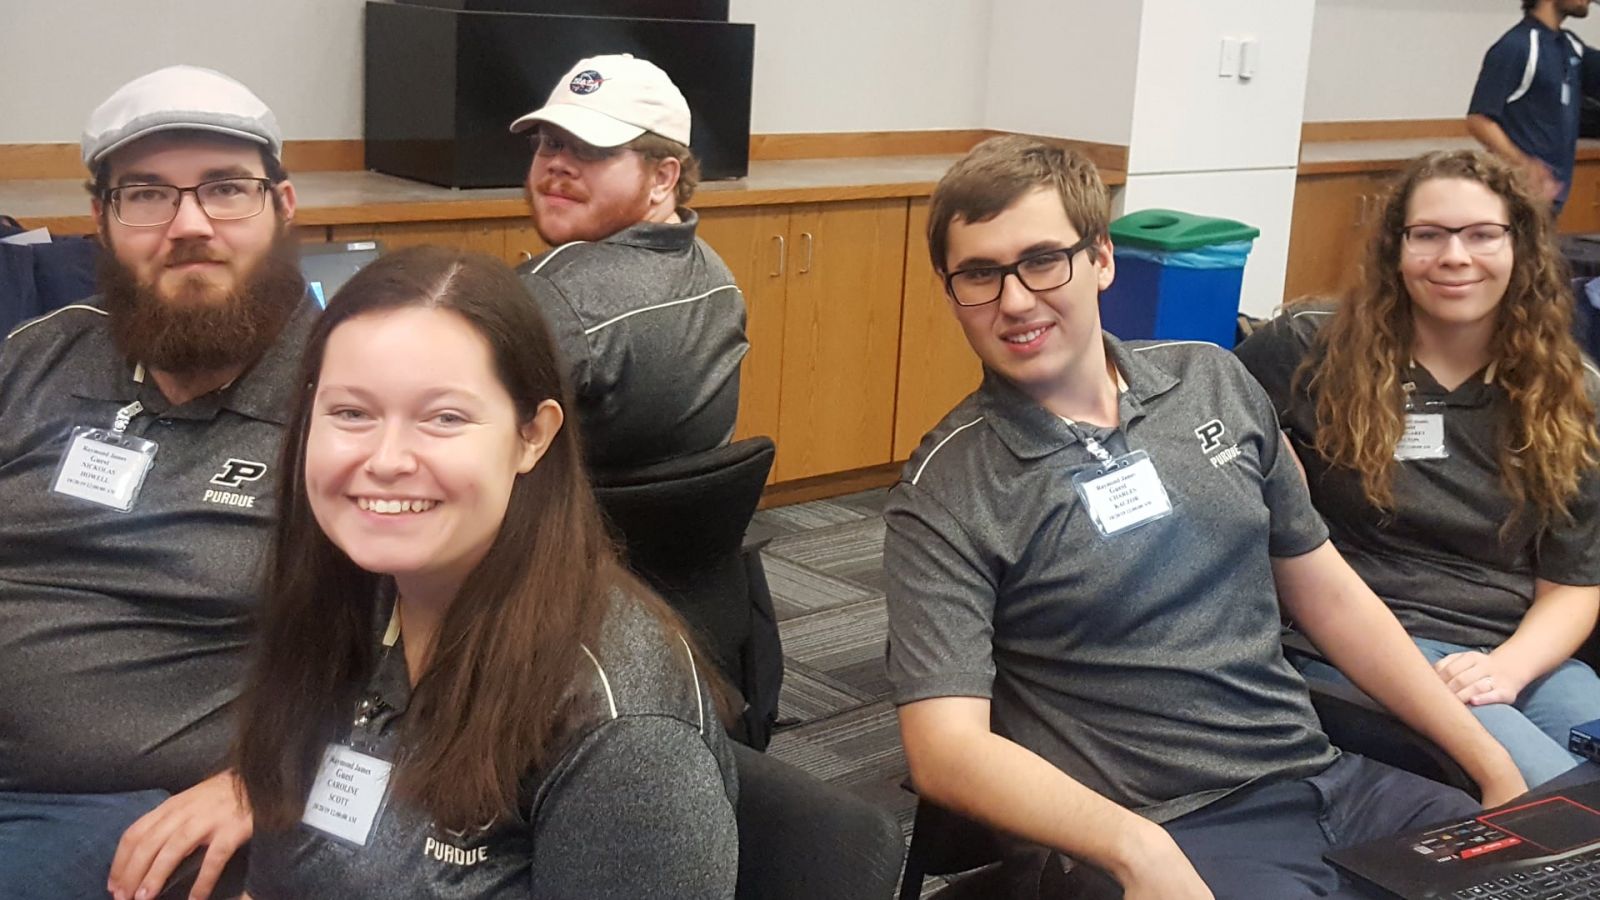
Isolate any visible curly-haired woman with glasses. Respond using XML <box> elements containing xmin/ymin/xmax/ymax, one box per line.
<box><xmin>1238</xmin><ymin>148</ymin><xmax>1600</xmax><ymax>787</ymax></box>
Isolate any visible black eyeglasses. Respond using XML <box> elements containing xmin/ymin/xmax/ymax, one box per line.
<box><xmin>530</xmin><ymin>130</ymin><xmax>626</xmax><ymax>164</ymax></box>
<box><xmin>943</xmin><ymin>234</ymin><xmax>1099</xmax><ymax>307</ymax></box>
<box><xmin>104</xmin><ymin>177</ymin><xmax>273</xmax><ymax>227</ymax></box>
<box><xmin>1399</xmin><ymin>222</ymin><xmax>1513</xmax><ymax>257</ymax></box>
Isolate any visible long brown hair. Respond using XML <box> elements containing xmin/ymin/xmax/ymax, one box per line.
<box><xmin>1304</xmin><ymin>149</ymin><xmax>1599</xmax><ymax>525</ymax></box>
<box><xmin>237</xmin><ymin>246</ymin><xmax>688</xmax><ymax>831</ymax></box>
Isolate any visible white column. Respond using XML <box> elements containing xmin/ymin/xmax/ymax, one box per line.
<box><xmin>982</xmin><ymin>0</ymin><xmax>1315</xmax><ymax>320</ymax></box>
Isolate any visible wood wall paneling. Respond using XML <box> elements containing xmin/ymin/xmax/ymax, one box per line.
<box><xmin>0</xmin><ymin>140</ymin><xmax>365</xmax><ymax>181</ymax></box>
<box><xmin>1</xmin><ymin>129</ymin><xmax>1004</xmax><ymax>180</ymax></box>
<box><xmin>892</xmin><ymin>198</ymin><xmax>982</xmax><ymax>460</ymax></box>
<box><xmin>1299</xmin><ymin>119</ymin><xmax>1468</xmax><ymax>143</ymax></box>
<box><xmin>1558</xmin><ymin>160</ymin><xmax>1600</xmax><ymax>234</ymax></box>
<box><xmin>1283</xmin><ymin>173</ymin><xmax>1387</xmax><ymax>303</ymax></box>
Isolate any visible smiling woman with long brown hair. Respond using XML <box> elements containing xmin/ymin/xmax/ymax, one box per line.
<box><xmin>1238</xmin><ymin>148</ymin><xmax>1600</xmax><ymax>787</ymax></box>
<box><xmin>233</xmin><ymin>245</ymin><xmax>737</xmax><ymax>898</ymax></box>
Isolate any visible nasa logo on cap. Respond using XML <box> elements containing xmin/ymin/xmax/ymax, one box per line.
<box><xmin>569</xmin><ymin>70</ymin><xmax>605</xmax><ymax>95</ymax></box>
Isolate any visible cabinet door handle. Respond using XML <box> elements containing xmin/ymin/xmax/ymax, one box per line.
<box><xmin>799</xmin><ymin>232</ymin><xmax>814</xmax><ymax>274</ymax></box>
<box><xmin>517</xmin><ymin>250</ymin><xmax>534</xmax><ymax>263</ymax></box>
<box><xmin>770</xmin><ymin>235</ymin><xmax>786</xmax><ymax>277</ymax></box>
<box><xmin>1356</xmin><ymin>193</ymin><xmax>1369</xmax><ymax>227</ymax></box>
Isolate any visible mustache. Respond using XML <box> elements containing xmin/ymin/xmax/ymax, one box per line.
<box><xmin>533</xmin><ymin>179</ymin><xmax>587</xmax><ymax>201</ymax></box>
<box><xmin>164</xmin><ymin>241</ymin><xmax>226</xmax><ymax>267</ymax></box>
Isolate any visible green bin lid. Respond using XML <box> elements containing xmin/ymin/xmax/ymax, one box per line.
<box><xmin>1109</xmin><ymin>208</ymin><xmax>1260</xmax><ymax>251</ymax></box>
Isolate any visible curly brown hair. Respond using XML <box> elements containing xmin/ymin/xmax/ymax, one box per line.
<box><xmin>1302</xmin><ymin>149</ymin><xmax>1598</xmax><ymax>527</ymax></box>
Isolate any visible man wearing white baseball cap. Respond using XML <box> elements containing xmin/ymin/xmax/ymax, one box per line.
<box><xmin>0</xmin><ymin>65</ymin><xmax>314</xmax><ymax>900</ymax></box>
<box><xmin>511</xmin><ymin>53</ymin><xmax>749</xmax><ymax>470</ymax></box>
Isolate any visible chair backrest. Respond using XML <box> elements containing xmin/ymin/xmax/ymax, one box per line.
<box><xmin>731</xmin><ymin>743</ymin><xmax>906</xmax><ymax>900</ymax></box>
<box><xmin>592</xmin><ymin>437</ymin><xmax>783</xmax><ymax>747</ymax></box>
<box><xmin>898</xmin><ymin>796</ymin><xmax>1004</xmax><ymax>900</ymax></box>
<box><xmin>592</xmin><ymin>437</ymin><xmax>775</xmax><ymax>582</ymax></box>
<box><xmin>1281</xmin><ymin>630</ymin><xmax>1477</xmax><ymax>796</ymax></box>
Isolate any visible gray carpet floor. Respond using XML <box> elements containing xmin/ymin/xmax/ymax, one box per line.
<box><xmin>750</xmin><ymin>488</ymin><xmax>965</xmax><ymax>898</ymax></box>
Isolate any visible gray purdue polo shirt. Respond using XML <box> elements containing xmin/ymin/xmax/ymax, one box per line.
<box><xmin>1237</xmin><ymin>302</ymin><xmax>1600</xmax><ymax>649</ymax></box>
<box><xmin>247</xmin><ymin>588</ymin><xmax>738</xmax><ymax>899</ymax></box>
<box><xmin>0</xmin><ymin>298</ymin><xmax>316</xmax><ymax>793</ymax></box>
<box><xmin>885</xmin><ymin>335</ymin><xmax>1338</xmax><ymax>823</ymax></box>
<box><xmin>519</xmin><ymin>209</ymin><xmax>748</xmax><ymax>470</ymax></box>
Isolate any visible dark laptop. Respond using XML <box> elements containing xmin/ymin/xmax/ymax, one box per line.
<box><xmin>1327</xmin><ymin>776</ymin><xmax>1600</xmax><ymax>898</ymax></box>
<box><xmin>300</xmin><ymin>239</ymin><xmax>381</xmax><ymax>308</ymax></box>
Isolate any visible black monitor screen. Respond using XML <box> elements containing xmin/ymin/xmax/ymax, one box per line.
<box><xmin>301</xmin><ymin>241</ymin><xmax>382</xmax><ymax>308</ymax></box>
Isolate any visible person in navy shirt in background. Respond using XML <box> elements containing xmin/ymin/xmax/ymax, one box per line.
<box><xmin>1468</xmin><ymin>0</ymin><xmax>1600</xmax><ymax>214</ymax></box>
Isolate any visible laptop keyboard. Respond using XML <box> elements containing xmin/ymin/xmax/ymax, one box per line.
<box><xmin>1453</xmin><ymin>847</ymin><xmax>1600</xmax><ymax>898</ymax></box>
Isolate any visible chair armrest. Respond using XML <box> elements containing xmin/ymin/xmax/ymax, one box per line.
<box><xmin>1283</xmin><ymin>632</ymin><xmax>1479</xmax><ymax>798</ymax></box>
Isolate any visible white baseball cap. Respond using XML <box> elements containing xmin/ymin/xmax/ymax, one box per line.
<box><xmin>82</xmin><ymin>65</ymin><xmax>282</xmax><ymax>170</ymax></box>
<box><xmin>509</xmin><ymin>54</ymin><xmax>691</xmax><ymax>148</ymax></box>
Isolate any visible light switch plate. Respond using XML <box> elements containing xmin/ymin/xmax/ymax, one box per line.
<box><xmin>1219</xmin><ymin>36</ymin><xmax>1241</xmax><ymax>78</ymax></box>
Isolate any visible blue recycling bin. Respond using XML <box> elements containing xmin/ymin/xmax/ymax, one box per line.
<box><xmin>1099</xmin><ymin>208</ymin><xmax>1260</xmax><ymax>349</ymax></box>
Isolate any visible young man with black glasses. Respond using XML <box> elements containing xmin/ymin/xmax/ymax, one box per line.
<box><xmin>0</xmin><ymin>65</ymin><xmax>315</xmax><ymax>900</ymax></box>
<box><xmin>885</xmin><ymin>135</ymin><xmax>1527</xmax><ymax>898</ymax></box>
<box><xmin>510</xmin><ymin>53</ymin><xmax>747</xmax><ymax>471</ymax></box>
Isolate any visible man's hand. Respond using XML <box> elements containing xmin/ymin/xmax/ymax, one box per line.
<box><xmin>1521</xmin><ymin>158</ymin><xmax>1562</xmax><ymax>205</ymax></box>
<box><xmin>107</xmin><ymin>770</ymin><xmax>252</xmax><ymax>900</ymax></box>
<box><xmin>1112</xmin><ymin>822</ymin><xmax>1214</xmax><ymax>900</ymax></box>
<box><xmin>1435</xmin><ymin>650</ymin><xmax>1528</xmax><ymax>707</ymax></box>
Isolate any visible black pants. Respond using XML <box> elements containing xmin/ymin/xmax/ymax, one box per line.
<box><xmin>1014</xmin><ymin>754</ymin><xmax>1480</xmax><ymax>899</ymax></box>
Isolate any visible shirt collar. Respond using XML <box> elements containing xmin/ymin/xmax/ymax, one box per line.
<box><xmin>601</xmin><ymin>208</ymin><xmax>699</xmax><ymax>253</ymax></box>
<box><xmin>70</xmin><ymin>296</ymin><xmax>319</xmax><ymax>425</ymax></box>
<box><xmin>1402</xmin><ymin>358</ymin><xmax>1498</xmax><ymax>408</ymax></box>
<box><xmin>978</xmin><ymin>333</ymin><xmax>1183</xmax><ymax>460</ymax></box>
<box><xmin>365</xmin><ymin>587</ymin><xmax>413</xmax><ymax>718</ymax></box>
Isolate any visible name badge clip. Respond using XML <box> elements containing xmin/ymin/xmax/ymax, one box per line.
<box><xmin>50</xmin><ymin>401</ymin><xmax>159</xmax><ymax>512</ymax></box>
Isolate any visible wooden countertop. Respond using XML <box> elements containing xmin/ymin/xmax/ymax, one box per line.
<box><xmin>2</xmin><ymin>155</ymin><xmax>1131</xmax><ymax>235</ymax></box>
<box><xmin>1300</xmin><ymin>136</ymin><xmax>1600</xmax><ymax>176</ymax></box>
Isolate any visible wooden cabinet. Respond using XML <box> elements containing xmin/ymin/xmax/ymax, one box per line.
<box><xmin>696</xmin><ymin>207</ymin><xmax>788</xmax><ymax>454</ymax></box>
<box><xmin>893</xmin><ymin>198</ymin><xmax>983</xmax><ymax>460</ymax></box>
<box><xmin>1559</xmin><ymin>160</ymin><xmax>1600</xmax><ymax>234</ymax></box>
<box><xmin>1283</xmin><ymin>173</ymin><xmax>1391</xmax><ymax>303</ymax></box>
<box><xmin>701</xmin><ymin>200</ymin><xmax>908</xmax><ymax>482</ymax></box>
<box><xmin>778</xmin><ymin>200</ymin><xmax>908</xmax><ymax>481</ymax></box>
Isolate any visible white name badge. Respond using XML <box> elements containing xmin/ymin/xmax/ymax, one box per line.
<box><xmin>1071</xmin><ymin>449</ymin><xmax>1174</xmax><ymax>537</ymax></box>
<box><xmin>302</xmin><ymin>743</ymin><xmax>394</xmax><ymax>847</ymax></box>
<box><xmin>50</xmin><ymin>427</ymin><xmax>158</xmax><ymax>512</ymax></box>
<box><xmin>1394</xmin><ymin>413</ymin><xmax>1448</xmax><ymax>461</ymax></box>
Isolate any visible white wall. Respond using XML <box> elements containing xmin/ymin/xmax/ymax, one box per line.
<box><xmin>1112</xmin><ymin>0</ymin><xmax>1314</xmax><ymax>318</ymax></box>
<box><xmin>0</xmin><ymin>0</ymin><xmax>370</xmax><ymax>142</ymax></box>
<box><xmin>730</xmin><ymin>0</ymin><xmax>990</xmax><ymax>134</ymax></box>
<box><xmin>1305</xmin><ymin>0</ymin><xmax>1600</xmax><ymax>122</ymax></box>
<box><xmin>983</xmin><ymin>0</ymin><xmax>1142</xmax><ymax>146</ymax></box>
<box><xmin>0</xmin><ymin>0</ymin><xmax>993</xmax><ymax>144</ymax></box>
<box><xmin>1127</xmin><ymin>0</ymin><xmax>1314</xmax><ymax>174</ymax></box>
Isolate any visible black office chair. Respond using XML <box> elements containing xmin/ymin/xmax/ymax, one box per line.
<box><xmin>1282</xmin><ymin>630</ymin><xmax>1478</xmax><ymax>796</ymax></box>
<box><xmin>591</xmin><ymin>437</ymin><xmax>784</xmax><ymax>749</ymax></box>
<box><xmin>898</xmin><ymin>795</ymin><xmax>1005</xmax><ymax>900</ymax></box>
<box><xmin>731</xmin><ymin>742</ymin><xmax>906</xmax><ymax>900</ymax></box>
